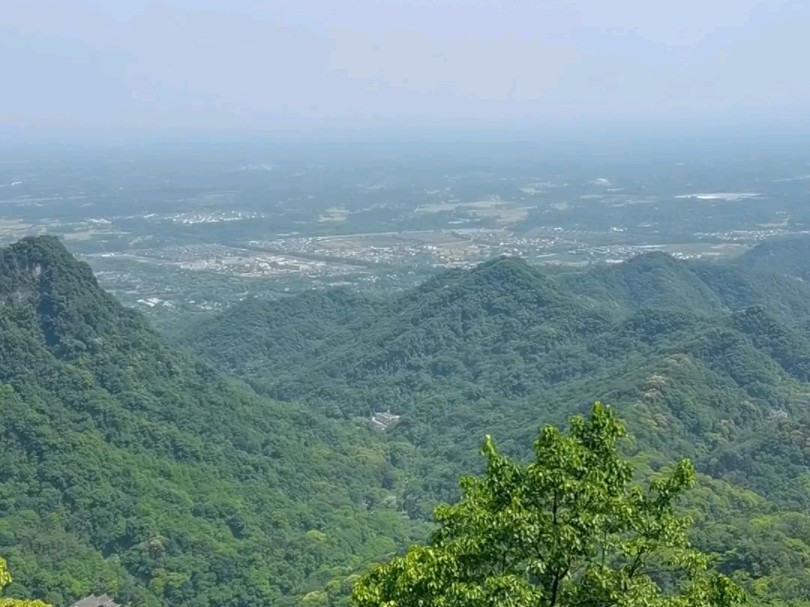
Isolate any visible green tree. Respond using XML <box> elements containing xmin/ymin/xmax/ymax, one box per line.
<box><xmin>0</xmin><ymin>558</ymin><xmax>50</xmax><ymax>607</ymax></box>
<box><xmin>352</xmin><ymin>403</ymin><xmax>746</xmax><ymax>607</ymax></box>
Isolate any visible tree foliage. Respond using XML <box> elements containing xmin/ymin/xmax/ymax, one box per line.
<box><xmin>183</xmin><ymin>247</ymin><xmax>810</xmax><ymax>605</ymax></box>
<box><xmin>0</xmin><ymin>236</ymin><xmax>425</xmax><ymax>607</ymax></box>
<box><xmin>0</xmin><ymin>558</ymin><xmax>49</xmax><ymax>607</ymax></box>
<box><xmin>6</xmin><ymin>236</ymin><xmax>810</xmax><ymax>606</ymax></box>
<box><xmin>353</xmin><ymin>404</ymin><xmax>746</xmax><ymax>607</ymax></box>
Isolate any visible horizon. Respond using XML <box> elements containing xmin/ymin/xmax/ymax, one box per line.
<box><xmin>2</xmin><ymin>118</ymin><xmax>809</xmax><ymax>150</ymax></box>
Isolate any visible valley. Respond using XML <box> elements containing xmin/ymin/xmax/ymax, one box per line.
<box><xmin>1</xmin><ymin>139</ymin><xmax>808</xmax><ymax>323</ymax></box>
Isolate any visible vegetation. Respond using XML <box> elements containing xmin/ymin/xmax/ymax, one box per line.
<box><xmin>0</xmin><ymin>558</ymin><xmax>49</xmax><ymax>607</ymax></box>
<box><xmin>0</xmin><ymin>237</ymin><xmax>425</xmax><ymax>607</ymax></box>
<box><xmin>354</xmin><ymin>404</ymin><xmax>745</xmax><ymax>607</ymax></box>
<box><xmin>182</xmin><ymin>238</ymin><xmax>810</xmax><ymax>606</ymax></box>
<box><xmin>5</xmin><ymin>235</ymin><xmax>810</xmax><ymax>606</ymax></box>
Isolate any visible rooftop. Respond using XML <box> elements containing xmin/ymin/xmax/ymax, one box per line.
<box><xmin>69</xmin><ymin>594</ymin><xmax>120</xmax><ymax>607</ymax></box>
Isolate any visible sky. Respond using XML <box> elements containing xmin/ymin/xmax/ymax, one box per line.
<box><xmin>2</xmin><ymin>0</ymin><xmax>809</xmax><ymax>137</ymax></box>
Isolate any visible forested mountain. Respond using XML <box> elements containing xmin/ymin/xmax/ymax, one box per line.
<box><xmin>735</xmin><ymin>235</ymin><xmax>810</xmax><ymax>280</ymax></box>
<box><xmin>184</xmin><ymin>249</ymin><xmax>810</xmax><ymax>478</ymax></box>
<box><xmin>181</xmin><ymin>238</ymin><xmax>810</xmax><ymax>605</ymax></box>
<box><xmin>6</xmin><ymin>235</ymin><xmax>810</xmax><ymax>607</ymax></box>
<box><xmin>0</xmin><ymin>237</ymin><xmax>427</xmax><ymax>607</ymax></box>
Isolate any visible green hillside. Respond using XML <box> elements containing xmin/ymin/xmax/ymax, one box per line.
<box><xmin>736</xmin><ymin>236</ymin><xmax>810</xmax><ymax>280</ymax></box>
<box><xmin>0</xmin><ymin>237</ymin><xmax>426</xmax><ymax>607</ymax></box>
<box><xmin>559</xmin><ymin>251</ymin><xmax>727</xmax><ymax>314</ymax></box>
<box><xmin>6</xmin><ymin>235</ymin><xmax>810</xmax><ymax>607</ymax></box>
<box><xmin>181</xmin><ymin>242</ymin><xmax>810</xmax><ymax>605</ymax></box>
<box><xmin>183</xmin><ymin>252</ymin><xmax>810</xmax><ymax>471</ymax></box>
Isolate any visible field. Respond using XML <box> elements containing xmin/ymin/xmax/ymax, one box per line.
<box><xmin>1</xmin><ymin>137</ymin><xmax>809</xmax><ymax>321</ymax></box>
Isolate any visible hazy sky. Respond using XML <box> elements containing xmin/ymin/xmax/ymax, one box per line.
<box><xmin>2</xmin><ymin>0</ymin><xmax>809</xmax><ymax>136</ymax></box>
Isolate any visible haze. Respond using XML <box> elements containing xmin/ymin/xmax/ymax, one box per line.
<box><xmin>3</xmin><ymin>0</ymin><xmax>810</xmax><ymax>137</ymax></box>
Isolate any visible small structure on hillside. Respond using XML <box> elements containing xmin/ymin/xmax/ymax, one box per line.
<box><xmin>69</xmin><ymin>594</ymin><xmax>120</xmax><ymax>607</ymax></box>
<box><xmin>370</xmin><ymin>410</ymin><xmax>401</xmax><ymax>431</ymax></box>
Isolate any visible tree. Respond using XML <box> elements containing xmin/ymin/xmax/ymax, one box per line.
<box><xmin>0</xmin><ymin>558</ymin><xmax>50</xmax><ymax>607</ymax></box>
<box><xmin>352</xmin><ymin>403</ymin><xmax>746</xmax><ymax>607</ymax></box>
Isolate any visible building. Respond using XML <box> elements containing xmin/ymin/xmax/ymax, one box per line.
<box><xmin>69</xmin><ymin>594</ymin><xmax>120</xmax><ymax>607</ymax></box>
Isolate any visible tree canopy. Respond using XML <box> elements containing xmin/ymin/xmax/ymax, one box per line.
<box><xmin>5</xmin><ymin>236</ymin><xmax>810</xmax><ymax>606</ymax></box>
<box><xmin>0</xmin><ymin>558</ymin><xmax>49</xmax><ymax>607</ymax></box>
<box><xmin>353</xmin><ymin>404</ymin><xmax>746</xmax><ymax>607</ymax></box>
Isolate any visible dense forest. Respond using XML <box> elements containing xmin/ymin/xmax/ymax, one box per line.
<box><xmin>0</xmin><ymin>237</ymin><xmax>426</xmax><ymax>607</ymax></box>
<box><xmin>181</xmin><ymin>237</ymin><xmax>810</xmax><ymax>605</ymax></box>
<box><xmin>3</xmin><ymin>235</ymin><xmax>810</xmax><ymax>606</ymax></box>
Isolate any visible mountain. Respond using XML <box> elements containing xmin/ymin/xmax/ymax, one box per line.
<box><xmin>185</xmin><ymin>288</ymin><xmax>382</xmax><ymax>379</ymax></box>
<box><xmin>561</xmin><ymin>247</ymin><xmax>810</xmax><ymax>321</ymax></box>
<box><xmin>0</xmin><ymin>237</ymin><xmax>425</xmax><ymax>607</ymax></box>
<box><xmin>180</xmin><ymin>246</ymin><xmax>810</xmax><ymax>605</ymax></box>
<box><xmin>736</xmin><ymin>235</ymin><xmax>810</xmax><ymax>279</ymax></box>
<box><xmin>559</xmin><ymin>251</ymin><xmax>727</xmax><ymax>314</ymax></box>
<box><xmin>182</xmin><ymin>252</ymin><xmax>810</xmax><ymax>470</ymax></box>
<box><xmin>7</xmin><ymin>236</ymin><xmax>810</xmax><ymax>607</ymax></box>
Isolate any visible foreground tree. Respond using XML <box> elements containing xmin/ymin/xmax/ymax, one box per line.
<box><xmin>353</xmin><ymin>403</ymin><xmax>745</xmax><ymax>607</ymax></box>
<box><xmin>0</xmin><ymin>558</ymin><xmax>49</xmax><ymax>607</ymax></box>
